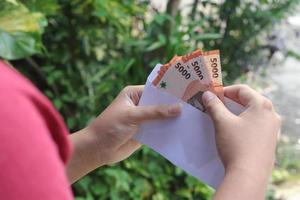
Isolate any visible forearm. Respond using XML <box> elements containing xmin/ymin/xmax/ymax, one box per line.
<box><xmin>66</xmin><ymin>128</ymin><xmax>104</xmax><ymax>184</ymax></box>
<box><xmin>213</xmin><ymin>166</ymin><xmax>271</xmax><ymax>200</ymax></box>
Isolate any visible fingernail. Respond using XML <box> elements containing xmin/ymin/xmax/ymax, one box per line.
<box><xmin>168</xmin><ymin>103</ymin><xmax>182</xmax><ymax>116</ymax></box>
<box><xmin>202</xmin><ymin>91</ymin><xmax>216</xmax><ymax>105</ymax></box>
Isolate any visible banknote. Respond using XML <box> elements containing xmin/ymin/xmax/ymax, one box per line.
<box><xmin>182</xmin><ymin>49</ymin><xmax>213</xmax><ymax>111</ymax></box>
<box><xmin>182</xmin><ymin>50</ymin><xmax>210</xmax><ymax>83</ymax></box>
<box><xmin>203</xmin><ymin>50</ymin><xmax>224</xmax><ymax>101</ymax></box>
<box><xmin>152</xmin><ymin>49</ymin><xmax>224</xmax><ymax>111</ymax></box>
<box><xmin>152</xmin><ymin>54</ymin><xmax>207</xmax><ymax>111</ymax></box>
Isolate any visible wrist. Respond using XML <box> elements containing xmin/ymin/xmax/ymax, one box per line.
<box><xmin>67</xmin><ymin>128</ymin><xmax>104</xmax><ymax>183</ymax></box>
<box><xmin>70</xmin><ymin>127</ymin><xmax>106</xmax><ymax>170</ymax></box>
<box><xmin>79</xmin><ymin>127</ymin><xmax>108</xmax><ymax>167</ymax></box>
<box><xmin>214</xmin><ymin>166</ymin><xmax>271</xmax><ymax>200</ymax></box>
<box><xmin>225</xmin><ymin>159</ymin><xmax>274</xmax><ymax>187</ymax></box>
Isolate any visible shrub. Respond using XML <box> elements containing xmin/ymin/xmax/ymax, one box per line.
<box><xmin>1</xmin><ymin>0</ymin><xmax>299</xmax><ymax>199</ymax></box>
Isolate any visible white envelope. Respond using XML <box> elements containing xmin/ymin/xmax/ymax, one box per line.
<box><xmin>134</xmin><ymin>64</ymin><xmax>245</xmax><ymax>189</ymax></box>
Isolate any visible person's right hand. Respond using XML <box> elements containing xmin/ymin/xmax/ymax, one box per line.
<box><xmin>202</xmin><ymin>84</ymin><xmax>281</xmax><ymax>200</ymax></box>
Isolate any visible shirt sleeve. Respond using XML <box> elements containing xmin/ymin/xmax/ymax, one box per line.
<box><xmin>0</xmin><ymin>89</ymin><xmax>73</xmax><ymax>200</ymax></box>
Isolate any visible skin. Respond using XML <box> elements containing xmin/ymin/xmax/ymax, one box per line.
<box><xmin>202</xmin><ymin>85</ymin><xmax>281</xmax><ymax>200</ymax></box>
<box><xmin>66</xmin><ymin>85</ymin><xmax>182</xmax><ymax>183</ymax></box>
<box><xmin>66</xmin><ymin>84</ymin><xmax>281</xmax><ymax>200</ymax></box>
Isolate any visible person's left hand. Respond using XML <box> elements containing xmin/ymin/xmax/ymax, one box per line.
<box><xmin>67</xmin><ymin>85</ymin><xmax>181</xmax><ymax>183</ymax></box>
<box><xmin>87</xmin><ymin>85</ymin><xmax>181</xmax><ymax>165</ymax></box>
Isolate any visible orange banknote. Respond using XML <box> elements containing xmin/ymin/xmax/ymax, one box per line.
<box><xmin>152</xmin><ymin>53</ymin><xmax>205</xmax><ymax>111</ymax></box>
<box><xmin>203</xmin><ymin>50</ymin><xmax>224</xmax><ymax>101</ymax></box>
<box><xmin>152</xmin><ymin>49</ymin><xmax>224</xmax><ymax>111</ymax></box>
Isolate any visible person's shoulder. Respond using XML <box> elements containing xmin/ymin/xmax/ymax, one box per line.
<box><xmin>0</xmin><ymin>60</ymin><xmax>38</xmax><ymax>95</ymax></box>
<box><xmin>0</xmin><ymin>60</ymin><xmax>58</xmax><ymax>119</ymax></box>
<box><xmin>0</xmin><ymin>60</ymin><xmax>72</xmax><ymax>164</ymax></box>
<box><xmin>0</xmin><ymin>60</ymin><xmax>50</xmax><ymax>119</ymax></box>
<box><xmin>0</xmin><ymin>61</ymin><xmax>73</xmax><ymax>199</ymax></box>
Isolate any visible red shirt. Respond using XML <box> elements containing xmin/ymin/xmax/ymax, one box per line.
<box><xmin>0</xmin><ymin>60</ymin><xmax>73</xmax><ymax>199</ymax></box>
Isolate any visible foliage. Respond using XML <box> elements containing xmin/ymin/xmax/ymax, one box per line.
<box><xmin>272</xmin><ymin>140</ymin><xmax>300</xmax><ymax>185</ymax></box>
<box><xmin>195</xmin><ymin>0</ymin><xmax>300</xmax><ymax>80</ymax></box>
<box><xmin>266</xmin><ymin>140</ymin><xmax>300</xmax><ymax>199</ymax></box>
<box><xmin>0</xmin><ymin>0</ymin><xmax>46</xmax><ymax>59</ymax></box>
<box><xmin>1</xmin><ymin>0</ymin><xmax>299</xmax><ymax>199</ymax></box>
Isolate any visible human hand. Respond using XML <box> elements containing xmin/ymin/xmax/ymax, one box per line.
<box><xmin>67</xmin><ymin>85</ymin><xmax>181</xmax><ymax>183</ymax></box>
<box><xmin>87</xmin><ymin>85</ymin><xmax>181</xmax><ymax>165</ymax></box>
<box><xmin>202</xmin><ymin>85</ymin><xmax>281</xmax><ymax>200</ymax></box>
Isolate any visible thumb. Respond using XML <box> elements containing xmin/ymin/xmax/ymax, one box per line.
<box><xmin>202</xmin><ymin>91</ymin><xmax>233</xmax><ymax>122</ymax></box>
<box><xmin>130</xmin><ymin>103</ymin><xmax>182</xmax><ymax>123</ymax></box>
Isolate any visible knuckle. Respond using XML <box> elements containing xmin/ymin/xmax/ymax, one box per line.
<box><xmin>155</xmin><ymin>106</ymin><xmax>168</xmax><ymax>117</ymax></box>
<box><xmin>261</xmin><ymin>98</ymin><xmax>274</xmax><ymax>110</ymax></box>
<box><xmin>205</xmin><ymin>97</ymin><xmax>222</xmax><ymax>112</ymax></box>
<box><xmin>239</xmin><ymin>84</ymin><xmax>251</xmax><ymax>90</ymax></box>
<box><xmin>237</xmin><ymin>84</ymin><xmax>255</xmax><ymax>97</ymax></box>
<box><xmin>237</xmin><ymin>84</ymin><xmax>252</xmax><ymax>92</ymax></box>
<box><xmin>205</xmin><ymin>99</ymin><xmax>215</xmax><ymax>111</ymax></box>
<box><xmin>205</xmin><ymin>99</ymin><xmax>223</xmax><ymax>119</ymax></box>
<box><xmin>123</xmin><ymin>85</ymin><xmax>134</xmax><ymax>92</ymax></box>
<box><xmin>127</xmin><ymin>107</ymin><xmax>138</xmax><ymax>121</ymax></box>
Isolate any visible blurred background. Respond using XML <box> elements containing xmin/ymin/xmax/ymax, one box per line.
<box><xmin>1</xmin><ymin>0</ymin><xmax>300</xmax><ymax>199</ymax></box>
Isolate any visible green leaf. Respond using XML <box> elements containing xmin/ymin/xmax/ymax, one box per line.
<box><xmin>0</xmin><ymin>1</ymin><xmax>46</xmax><ymax>33</ymax></box>
<box><xmin>146</xmin><ymin>34</ymin><xmax>166</xmax><ymax>51</ymax></box>
<box><xmin>122</xmin><ymin>58</ymin><xmax>135</xmax><ymax>74</ymax></box>
<box><xmin>0</xmin><ymin>0</ymin><xmax>47</xmax><ymax>60</ymax></box>
<box><xmin>53</xmin><ymin>99</ymin><xmax>62</xmax><ymax>110</ymax></box>
<box><xmin>194</xmin><ymin>33</ymin><xmax>222</xmax><ymax>41</ymax></box>
<box><xmin>67</xmin><ymin>118</ymin><xmax>76</xmax><ymax>129</ymax></box>
<box><xmin>104</xmin><ymin>168</ymin><xmax>131</xmax><ymax>191</ymax></box>
<box><xmin>0</xmin><ymin>31</ymin><xmax>42</xmax><ymax>60</ymax></box>
<box><xmin>20</xmin><ymin>0</ymin><xmax>60</xmax><ymax>16</ymax></box>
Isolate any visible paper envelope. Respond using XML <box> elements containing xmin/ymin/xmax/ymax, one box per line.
<box><xmin>134</xmin><ymin>64</ymin><xmax>245</xmax><ymax>189</ymax></box>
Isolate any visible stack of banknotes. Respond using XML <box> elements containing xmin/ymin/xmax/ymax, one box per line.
<box><xmin>152</xmin><ymin>49</ymin><xmax>223</xmax><ymax>112</ymax></box>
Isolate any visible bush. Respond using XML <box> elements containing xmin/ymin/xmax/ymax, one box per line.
<box><xmin>1</xmin><ymin>0</ymin><xmax>299</xmax><ymax>199</ymax></box>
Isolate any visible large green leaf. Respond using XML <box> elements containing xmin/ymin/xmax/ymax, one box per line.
<box><xmin>0</xmin><ymin>0</ymin><xmax>47</xmax><ymax>60</ymax></box>
<box><xmin>0</xmin><ymin>31</ymin><xmax>42</xmax><ymax>59</ymax></box>
<box><xmin>21</xmin><ymin>0</ymin><xmax>59</xmax><ymax>16</ymax></box>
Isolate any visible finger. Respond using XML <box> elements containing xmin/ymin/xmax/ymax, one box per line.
<box><xmin>202</xmin><ymin>91</ymin><xmax>235</xmax><ymax>123</ymax></box>
<box><xmin>124</xmin><ymin>85</ymin><xmax>144</xmax><ymax>94</ymax></box>
<box><xmin>129</xmin><ymin>103</ymin><xmax>182</xmax><ymax>123</ymax></box>
<box><xmin>123</xmin><ymin>85</ymin><xmax>145</xmax><ymax>105</ymax></box>
<box><xmin>224</xmin><ymin>84</ymin><xmax>262</xmax><ymax>107</ymax></box>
